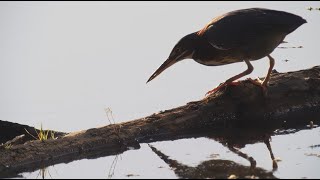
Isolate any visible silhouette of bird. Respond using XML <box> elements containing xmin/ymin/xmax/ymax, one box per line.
<box><xmin>146</xmin><ymin>8</ymin><xmax>306</xmax><ymax>95</ymax></box>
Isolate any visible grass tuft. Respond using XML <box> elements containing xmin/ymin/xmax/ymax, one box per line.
<box><xmin>4</xmin><ymin>144</ymin><xmax>12</xmax><ymax>150</ymax></box>
<box><xmin>25</xmin><ymin>123</ymin><xmax>56</xmax><ymax>142</ymax></box>
<box><xmin>105</xmin><ymin>107</ymin><xmax>122</xmax><ymax>137</ymax></box>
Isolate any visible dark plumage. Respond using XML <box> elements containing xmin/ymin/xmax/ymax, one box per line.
<box><xmin>147</xmin><ymin>8</ymin><xmax>306</xmax><ymax>95</ymax></box>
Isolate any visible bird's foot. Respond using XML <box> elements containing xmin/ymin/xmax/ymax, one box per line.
<box><xmin>205</xmin><ymin>81</ymin><xmax>241</xmax><ymax>97</ymax></box>
<box><xmin>272</xmin><ymin>159</ymin><xmax>279</xmax><ymax>170</ymax></box>
<box><xmin>246</xmin><ymin>78</ymin><xmax>268</xmax><ymax>95</ymax></box>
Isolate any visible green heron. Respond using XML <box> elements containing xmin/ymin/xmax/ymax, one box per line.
<box><xmin>146</xmin><ymin>8</ymin><xmax>306</xmax><ymax>95</ymax></box>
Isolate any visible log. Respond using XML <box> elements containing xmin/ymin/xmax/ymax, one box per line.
<box><xmin>0</xmin><ymin>65</ymin><xmax>320</xmax><ymax>178</ymax></box>
<box><xmin>0</xmin><ymin>120</ymin><xmax>66</xmax><ymax>145</ymax></box>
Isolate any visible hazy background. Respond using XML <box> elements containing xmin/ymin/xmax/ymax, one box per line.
<box><xmin>0</xmin><ymin>1</ymin><xmax>319</xmax><ymax>132</ymax></box>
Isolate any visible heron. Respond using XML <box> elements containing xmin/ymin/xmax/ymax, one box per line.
<box><xmin>147</xmin><ymin>8</ymin><xmax>306</xmax><ymax>95</ymax></box>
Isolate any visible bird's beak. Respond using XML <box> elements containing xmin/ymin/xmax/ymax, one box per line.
<box><xmin>146</xmin><ymin>50</ymin><xmax>190</xmax><ymax>83</ymax></box>
<box><xmin>146</xmin><ymin>58</ymin><xmax>177</xmax><ymax>83</ymax></box>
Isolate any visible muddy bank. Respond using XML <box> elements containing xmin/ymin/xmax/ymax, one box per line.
<box><xmin>0</xmin><ymin>65</ymin><xmax>320</xmax><ymax>178</ymax></box>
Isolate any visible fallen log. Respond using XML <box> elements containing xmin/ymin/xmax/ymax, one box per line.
<box><xmin>0</xmin><ymin>120</ymin><xmax>66</xmax><ymax>147</ymax></box>
<box><xmin>0</xmin><ymin>65</ymin><xmax>320</xmax><ymax>178</ymax></box>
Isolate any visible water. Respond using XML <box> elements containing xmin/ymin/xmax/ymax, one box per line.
<box><xmin>19</xmin><ymin>128</ymin><xmax>320</xmax><ymax>179</ymax></box>
<box><xmin>1</xmin><ymin>1</ymin><xmax>320</xmax><ymax>178</ymax></box>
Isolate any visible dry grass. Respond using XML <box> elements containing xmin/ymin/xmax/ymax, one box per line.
<box><xmin>25</xmin><ymin>124</ymin><xmax>56</xmax><ymax>142</ymax></box>
<box><xmin>105</xmin><ymin>108</ymin><xmax>122</xmax><ymax>135</ymax></box>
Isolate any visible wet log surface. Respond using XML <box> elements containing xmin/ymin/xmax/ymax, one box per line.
<box><xmin>0</xmin><ymin>66</ymin><xmax>320</xmax><ymax>178</ymax></box>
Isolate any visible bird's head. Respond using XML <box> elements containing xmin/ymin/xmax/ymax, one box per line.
<box><xmin>147</xmin><ymin>32</ymin><xmax>199</xmax><ymax>83</ymax></box>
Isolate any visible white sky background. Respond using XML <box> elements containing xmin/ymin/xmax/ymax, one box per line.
<box><xmin>0</xmin><ymin>1</ymin><xmax>319</xmax><ymax>132</ymax></box>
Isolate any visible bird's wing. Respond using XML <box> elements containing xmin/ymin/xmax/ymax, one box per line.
<box><xmin>197</xmin><ymin>15</ymin><xmax>225</xmax><ymax>37</ymax></box>
<box><xmin>197</xmin><ymin>8</ymin><xmax>305</xmax><ymax>50</ymax></box>
<box><xmin>197</xmin><ymin>14</ymin><xmax>232</xmax><ymax>50</ymax></box>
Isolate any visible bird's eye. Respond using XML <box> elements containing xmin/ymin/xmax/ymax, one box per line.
<box><xmin>176</xmin><ymin>48</ymin><xmax>181</xmax><ymax>52</ymax></box>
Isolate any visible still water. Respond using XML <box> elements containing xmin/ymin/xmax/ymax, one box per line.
<box><xmin>19</xmin><ymin>128</ymin><xmax>320</xmax><ymax>179</ymax></box>
<box><xmin>1</xmin><ymin>1</ymin><xmax>320</xmax><ymax>178</ymax></box>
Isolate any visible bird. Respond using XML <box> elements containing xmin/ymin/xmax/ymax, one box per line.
<box><xmin>146</xmin><ymin>8</ymin><xmax>306</xmax><ymax>96</ymax></box>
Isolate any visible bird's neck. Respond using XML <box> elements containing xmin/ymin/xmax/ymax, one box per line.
<box><xmin>192</xmin><ymin>36</ymin><xmax>221</xmax><ymax>61</ymax></box>
<box><xmin>184</xmin><ymin>32</ymin><xmax>222</xmax><ymax>61</ymax></box>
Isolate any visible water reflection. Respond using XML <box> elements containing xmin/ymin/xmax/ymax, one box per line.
<box><xmin>23</xmin><ymin>165</ymin><xmax>57</xmax><ymax>179</ymax></box>
<box><xmin>147</xmin><ymin>123</ymin><xmax>318</xmax><ymax>179</ymax></box>
<box><xmin>206</xmin><ymin>128</ymin><xmax>278</xmax><ymax>170</ymax></box>
<box><xmin>14</xmin><ymin>125</ymin><xmax>319</xmax><ymax>179</ymax></box>
<box><xmin>148</xmin><ymin>128</ymin><xmax>280</xmax><ymax>179</ymax></box>
<box><xmin>36</xmin><ymin>167</ymin><xmax>52</xmax><ymax>179</ymax></box>
<box><xmin>149</xmin><ymin>143</ymin><xmax>276</xmax><ymax>179</ymax></box>
<box><xmin>107</xmin><ymin>154</ymin><xmax>121</xmax><ymax>179</ymax></box>
<box><xmin>2</xmin><ymin>113</ymin><xmax>316</xmax><ymax>179</ymax></box>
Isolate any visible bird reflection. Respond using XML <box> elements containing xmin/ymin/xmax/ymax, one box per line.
<box><xmin>149</xmin><ymin>128</ymin><xmax>280</xmax><ymax>179</ymax></box>
<box><xmin>149</xmin><ymin>145</ymin><xmax>276</xmax><ymax>179</ymax></box>
<box><xmin>207</xmin><ymin>128</ymin><xmax>279</xmax><ymax>171</ymax></box>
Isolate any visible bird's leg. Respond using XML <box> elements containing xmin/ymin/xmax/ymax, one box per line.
<box><xmin>205</xmin><ymin>59</ymin><xmax>253</xmax><ymax>96</ymax></box>
<box><xmin>263</xmin><ymin>55</ymin><xmax>275</xmax><ymax>87</ymax></box>
<box><xmin>227</xmin><ymin>144</ymin><xmax>257</xmax><ymax>169</ymax></box>
<box><xmin>264</xmin><ymin>137</ymin><xmax>278</xmax><ymax>171</ymax></box>
<box><xmin>247</xmin><ymin>55</ymin><xmax>275</xmax><ymax>93</ymax></box>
